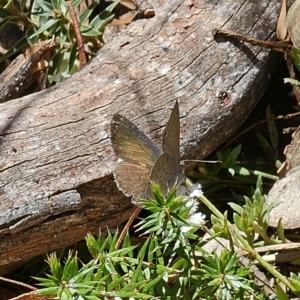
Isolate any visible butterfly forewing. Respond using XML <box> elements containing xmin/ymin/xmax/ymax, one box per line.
<box><xmin>111</xmin><ymin>114</ymin><xmax>162</xmax><ymax>167</ymax></box>
<box><xmin>161</xmin><ymin>101</ymin><xmax>180</xmax><ymax>166</ymax></box>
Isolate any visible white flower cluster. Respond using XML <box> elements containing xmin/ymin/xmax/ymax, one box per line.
<box><xmin>178</xmin><ymin>183</ymin><xmax>206</xmax><ymax>232</ymax></box>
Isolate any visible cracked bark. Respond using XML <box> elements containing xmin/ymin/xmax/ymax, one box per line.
<box><xmin>0</xmin><ymin>0</ymin><xmax>285</xmax><ymax>273</ymax></box>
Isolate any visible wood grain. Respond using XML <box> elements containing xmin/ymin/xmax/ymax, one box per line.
<box><xmin>0</xmin><ymin>0</ymin><xmax>284</xmax><ymax>272</ymax></box>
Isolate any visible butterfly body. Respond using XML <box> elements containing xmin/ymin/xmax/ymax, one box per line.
<box><xmin>111</xmin><ymin>102</ymin><xmax>185</xmax><ymax>203</ymax></box>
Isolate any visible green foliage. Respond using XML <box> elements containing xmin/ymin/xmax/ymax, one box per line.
<box><xmin>255</xmin><ymin>106</ymin><xmax>279</xmax><ymax>166</ymax></box>
<box><xmin>292</xmin><ymin>47</ymin><xmax>300</xmax><ymax>73</ymax></box>
<box><xmin>284</xmin><ymin>77</ymin><xmax>300</xmax><ymax>86</ymax></box>
<box><xmin>228</xmin><ymin>176</ymin><xmax>281</xmax><ymax>246</ymax></box>
<box><xmin>216</xmin><ymin>144</ymin><xmax>249</xmax><ymax>176</ymax></box>
<box><xmin>284</xmin><ymin>48</ymin><xmax>300</xmax><ymax>87</ymax></box>
<box><xmin>34</xmin><ymin>182</ymin><xmax>300</xmax><ymax>299</ymax></box>
<box><xmin>189</xmin><ymin>104</ymin><xmax>287</xmax><ymax>205</ymax></box>
<box><xmin>289</xmin><ymin>273</ymin><xmax>300</xmax><ymax>297</ymax></box>
<box><xmin>192</xmin><ymin>141</ymin><xmax>278</xmax><ymax>200</ymax></box>
<box><xmin>199</xmin><ymin>250</ymin><xmax>254</xmax><ymax>299</ymax></box>
<box><xmin>0</xmin><ymin>0</ymin><xmax>119</xmax><ymax>84</ymax></box>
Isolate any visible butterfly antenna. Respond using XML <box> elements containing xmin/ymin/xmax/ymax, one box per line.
<box><xmin>181</xmin><ymin>159</ymin><xmax>221</xmax><ymax>164</ymax></box>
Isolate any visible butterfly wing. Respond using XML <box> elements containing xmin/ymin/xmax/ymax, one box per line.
<box><xmin>145</xmin><ymin>102</ymin><xmax>184</xmax><ymax>199</ymax></box>
<box><xmin>111</xmin><ymin>103</ymin><xmax>184</xmax><ymax>201</ymax></box>
<box><xmin>161</xmin><ymin>101</ymin><xmax>180</xmax><ymax>166</ymax></box>
<box><xmin>111</xmin><ymin>113</ymin><xmax>162</xmax><ymax>200</ymax></box>
<box><xmin>146</xmin><ymin>153</ymin><xmax>185</xmax><ymax>198</ymax></box>
<box><xmin>114</xmin><ymin>161</ymin><xmax>151</xmax><ymax>201</ymax></box>
<box><xmin>111</xmin><ymin>114</ymin><xmax>162</xmax><ymax>167</ymax></box>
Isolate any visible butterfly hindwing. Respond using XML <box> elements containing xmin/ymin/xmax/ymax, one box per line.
<box><xmin>147</xmin><ymin>153</ymin><xmax>185</xmax><ymax>198</ymax></box>
<box><xmin>114</xmin><ymin>161</ymin><xmax>151</xmax><ymax>200</ymax></box>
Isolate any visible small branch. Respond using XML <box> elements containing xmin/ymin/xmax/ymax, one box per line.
<box><xmin>66</xmin><ymin>0</ymin><xmax>87</xmax><ymax>69</ymax></box>
<box><xmin>115</xmin><ymin>206</ymin><xmax>142</xmax><ymax>250</ymax></box>
<box><xmin>220</xmin><ymin>111</ymin><xmax>300</xmax><ymax>151</ymax></box>
<box><xmin>0</xmin><ymin>275</ymin><xmax>37</xmax><ymax>291</ymax></box>
<box><xmin>213</xmin><ymin>28</ymin><xmax>292</xmax><ymax>54</ymax></box>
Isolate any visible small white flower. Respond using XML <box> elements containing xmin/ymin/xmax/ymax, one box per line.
<box><xmin>180</xmin><ymin>225</ymin><xmax>192</xmax><ymax>233</ymax></box>
<box><xmin>181</xmin><ymin>183</ymin><xmax>203</xmax><ymax>215</ymax></box>
<box><xmin>189</xmin><ymin>184</ymin><xmax>203</xmax><ymax>198</ymax></box>
<box><xmin>181</xmin><ymin>212</ymin><xmax>206</xmax><ymax>233</ymax></box>
<box><xmin>189</xmin><ymin>212</ymin><xmax>206</xmax><ymax>225</ymax></box>
<box><xmin>185</xmin><ymin>197</ymin><xmax>199</xmax><ymax>215</ymax></box>
<box><xmin>176</xmin><ymin>182</ymin><xmax>205</xmax><ymax>232</ymax></box>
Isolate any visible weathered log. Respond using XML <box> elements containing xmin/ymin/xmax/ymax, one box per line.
<box><xmin>0</xmin><ymin>0</ymin><xmax>284</xmax><ymax>272</ymax></box>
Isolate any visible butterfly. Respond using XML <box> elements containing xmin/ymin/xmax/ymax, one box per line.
<box><xmin>111</xmin><ymin>101</ymin><xmax>185</xmax><ymax>203</ymax></box>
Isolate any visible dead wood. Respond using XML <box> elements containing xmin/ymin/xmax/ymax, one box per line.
<box><xmin>0</xmin><ymin>0</ymin><xmax>284</xmax><ymax>272</ymax></box>
<box><xmin>0</xmin><ymin>40</ymin><xmax>58</xmax><ymax>103</ymax></box>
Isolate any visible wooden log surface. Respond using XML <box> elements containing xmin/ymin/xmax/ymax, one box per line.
<box><xmin>0</xmin><ymin>0</ymin><xmax>284</xmax><ymax>272</ymax></box>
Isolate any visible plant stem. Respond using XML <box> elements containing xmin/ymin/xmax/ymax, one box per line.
<box><xmin>199</xmin><ymin>194</ymin><xmax>296</xmax><ymax>292</ymax></box>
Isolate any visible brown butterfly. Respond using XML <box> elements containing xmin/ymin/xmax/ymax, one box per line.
<box><xmin>111</xmin><ymin>101</ymin><xmax>185</xmax><ymax>203</ymax></box>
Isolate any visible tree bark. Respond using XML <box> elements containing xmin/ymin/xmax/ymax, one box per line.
<box><xmin>0</xmin><ymin>0</ymin><xmax>284</xmax><ymax>272</ymax></box>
